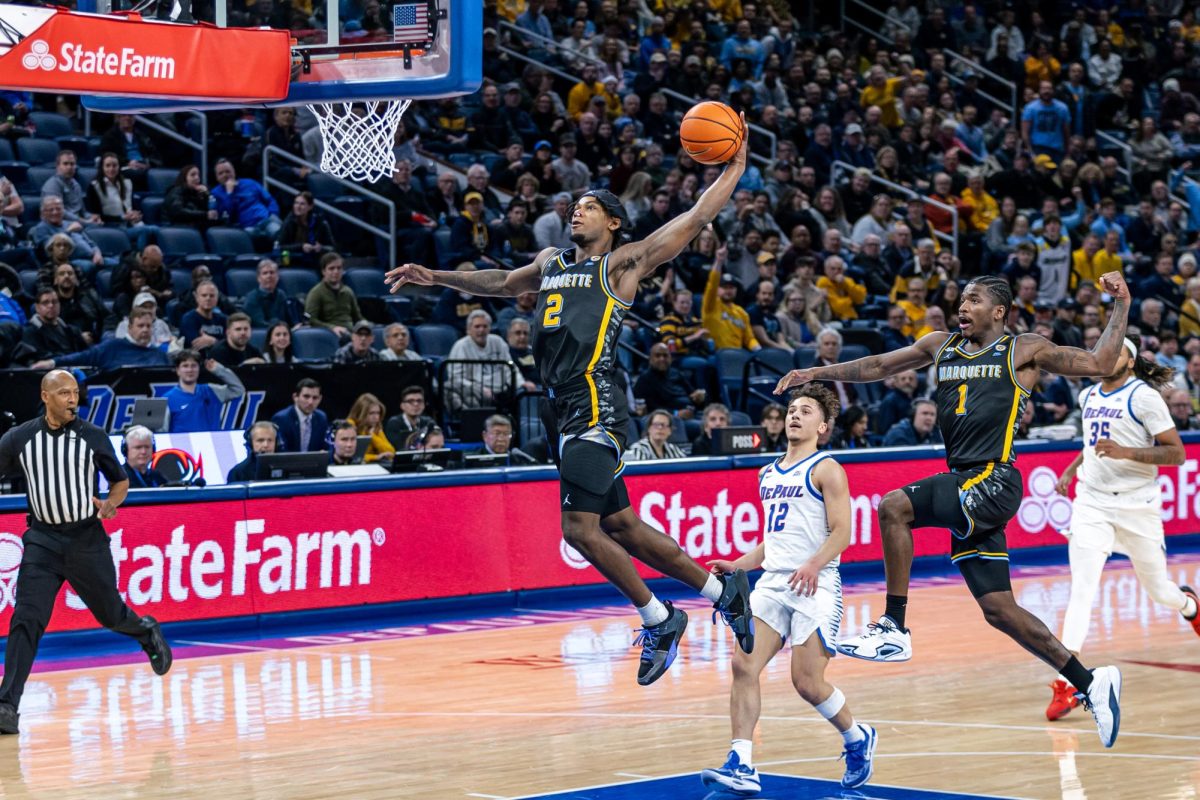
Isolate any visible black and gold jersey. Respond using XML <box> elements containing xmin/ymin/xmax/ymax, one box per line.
<box><xmin>933</xmin><ymin>333</ymin><xmax>1030</xmax><ymax>468</ymax></box>
<box><xmin>531</xmin><ymin>248</ymin><xmax>631</xmax><ymax>391</ymax></box>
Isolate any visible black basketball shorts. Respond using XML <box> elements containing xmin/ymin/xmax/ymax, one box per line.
<box><xmin>902</xmin><ymin>462</ymin><xmax>1024</xmax><ymax>597</ymax></box>
<box><xmin>540</xmin><ymin>378</ymin><xmax>631</xmax><ymax>518</ymax></box>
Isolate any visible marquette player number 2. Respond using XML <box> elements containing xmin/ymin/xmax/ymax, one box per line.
<box><xmin>385</xmin><ymin>118</ymin><xmax>754</xmax><ymax>686</ymax></box>
<box><xmin>777</xmin><ymin>272</ymin><xmax>1131</xmax><ymax>749</ymax></box>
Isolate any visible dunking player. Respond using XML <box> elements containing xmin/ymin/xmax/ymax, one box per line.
<box><xmin>1045</xmin><ymin>335</ymin><xmax>1200</xmax><ymax>721</ymax></box>
<box><xmin>704</xmin><ymin>384</ymin><xmax>876</xmax><ymax>796</ymax></box>
<box><xmin>385</xmin><ymin>123</ymin><xmax>754</xmax><ymax>685</ymax></box>
<box><xmin>776</xmin><ymin>273</ymin><xmax>1129</xmax><ymax>748</ymax></box>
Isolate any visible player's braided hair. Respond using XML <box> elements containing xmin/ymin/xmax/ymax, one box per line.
<box><xmin>1127</xmin><ymin>333</ymin><xmax>1176</xmax><ymax>388</ymax></box>
<box><xmin>967</xmin><ymin>275</ymin><xmax>1013</xmax><ymax>315</ymax></box>
<box><xmin>790</xmin><ymin>382</ymin><xmax>840</xmax><ymax>424</ymax></box>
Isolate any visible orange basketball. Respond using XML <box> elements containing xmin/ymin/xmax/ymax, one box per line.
<box><xmin>679</xmin><ymin>101</ymin><xmax>744</xmax><ymax>165</ymax></box>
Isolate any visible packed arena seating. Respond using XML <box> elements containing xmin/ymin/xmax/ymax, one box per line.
<box><xmin>3</xmin><ymin>0</ymin><xmax>1200</xmax><ymax>467</ymax></box>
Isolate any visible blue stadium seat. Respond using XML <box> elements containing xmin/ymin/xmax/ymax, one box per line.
<box><xmin>146</xmin><ymin>168</ymin><xmax>178</xmax><ymax>195</ymax></box>
<box><xmin>306</xmin><ymin>172</ymin><xmax>346</xmax><ymax>199</ymax></box>
<box><xmin>205</xmin><ymin>226</ymin><xmax>255</xmax><ymax>256</ymax></box>
<box><xmin>330</xmin><ymin>195</ymin><xmax>365</xmax><ymax>253</ymax></box>
<box><xmin>249</xmin><ymin>329</ymin><xmax>267</xmax><ymax>350</ymax></box>
<box><xmin>291</xmin><ymin>327</ymin><xmax>339</xmax><ymax>360</ymax></box>
<box><xmin>0</xmin><ymin>163</ymin><xmax>29</xmax><ymax>189</ymax></box>
<box><xmin>17</xmin><ymin>138</ymin><xmax>60</xmax><ymax>166</ymax></box>
<box><xmin>433</xmin><ymin>228</ymin><xmax>453</xmax><ymax>266</ymax></box>
<box><xmin>138</xmin><ymin>196</ymin><xmax>164</xmax><ymax>225</ymax></box>
<box><xmin>716</xmin><ymin>347</ymin><xmax>753</xmax><ymax>407</ymax></box>
<box><xmin>730</xmin><ymin>411</ymin><xmax>752</xmax><ymax>427</ymax></box>
<box><xmin>19</xmin><ymin>194</ymin><xmax>39</xmax><ymax>225</ymax></box>
<box><xmin>55</xmin><ymin>136</ymin><xmax>89</xmax><ymax>161</ymax></box>
<box><xmin>18</xmin><ymin>269</ymin><xmax>38</xmax><ymax>296</ymax></box>
<box><xmin>371</xmin><ymin>324</ymin><xmax>387</xmax><ymax>350</ymax></box>
<box><xmin>26</xmin><ymin>165</ymin><xmax>56</xmax><ymax>191</ymax></box>
<box><xmin>278</xmin><ymin>268</ymin><xmax>317</xmax><ymax>298</ymax></box>
<box><xmin>0</xmin><ymin>140</ymin><xmax>14</xmax><ymax>161</ymax></box>
<box><xmin>86</xmin><ymin>227</ymin><xmax>132</xmax><ymax>259</ymax></box>
<box><xmin>224</xmin><ymin>268</ymin><xmax>259</xmax><ymax>299</ymax></box>
<box><xmin>794</xmin><ymin>347</ymin><xmax>817</xmax><ymax>369</ymax></box>
<box><xmin>28</xmin><ymin>112</ymin><xmax>74</xmax><ymax>139</ymax></box>
<box><xmin>448</xmin><ymin>153</ymin><xmax>474</xmax><ymax>169</ymax></box>
<box><xmin>157</xmin><ymin>226</ymin><xmax>206</xmax><ymax>262</ymax></box>
<box><xmin>411</xmin><ymin>323</ymin><xmax>458</xmax><ymax>357</ymax></box>
<box><xmin>344</xmin><ymin>268</ymin><xmax>383</xmax><ymax>298</ymax></box>
<box><xmin>518</xmin><ymin>393</ymin><xmax>544</xmax><ymax>448</ymax></box>
<box><xmin>169</xmin><ymin>268</ymin><xmax>192</xmax><ymax>297</ymax></box>
<box><xmin>77</xmin><ymin>166</ymin><xmax>96</xmax><ymax>188</ymax></box>
<box><xmin>385</xmin><ymin>296</ymin><xmax>412</xmax><ymax>322</ymax></box>
<box><xmin>94</xmin><ymin>268</ymin><xmax>114</xmax><ymax>298</ymax></box>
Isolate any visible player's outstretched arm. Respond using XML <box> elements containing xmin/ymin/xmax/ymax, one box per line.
<box><xmin>1023</xmin><ymin>271</ymin><xmax>1130</xmax><ymax>377</ymax></box>
<box><xmin>383</xmin><ymin>248</ymin><xmax>554</xmax><ymax>298</ymax></box>
<box><xmin>774</xmin><ymin>331</ymin><xmax>950</xmax><ymax>394</ymax></box>
<box><xmin>608</xmin><ymin>116</ymin><xmax>749</xmax><ymax>281</ymax></box>
<box><xmin>789</xmin><ymin>458</ymin><xmax>851</xmax><ymax>597</ymax></box>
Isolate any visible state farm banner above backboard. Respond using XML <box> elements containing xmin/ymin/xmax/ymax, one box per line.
<box><xmin>0</xmin><ymin>4</ymin><xmax>291</xmax><ymax>102</ymax></box>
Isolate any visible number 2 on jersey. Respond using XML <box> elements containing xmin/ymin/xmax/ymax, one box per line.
<box><xmin>766</xmin><ymin>503</ymin><xmax>789</xmax><ymax>533</ymax></box>
<box><xmin>955</xmin><ymin>384</ymin><xmax>968</xmax><ymax>416</ymax></box>
<box><xmin>543</xmin><ymin>293</ymin><xmax>563</xmax><ymax>328</ymax></box>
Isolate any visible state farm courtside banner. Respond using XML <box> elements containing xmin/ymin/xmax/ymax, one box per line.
<box><xmin>0</xmin><ymin>4</ymin><xmax>291</xmax><ymax>102</ymax></box>
<box><xmin>3</xmin><ymin>442</ymin><xmax>1200</xmax><ymax>633</ymax></box>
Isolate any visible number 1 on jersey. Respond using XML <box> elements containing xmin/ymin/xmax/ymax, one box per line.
<box><xmin>955</xmin><ymin>384</ymin><xmax>968</xmax><ymax>416</ymax></box>
<box><xmin>543</xmin><ymin>293</ymin><xmax>563</xmax><ymax>328</ymax></box>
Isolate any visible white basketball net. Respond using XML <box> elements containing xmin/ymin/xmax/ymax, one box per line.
<box><xmin>307</xmin><ymin>99</ymin><xmax>412</xmax><ymax>183</ymax></box>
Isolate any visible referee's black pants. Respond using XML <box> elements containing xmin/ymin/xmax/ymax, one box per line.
<box><xmin>0</xmin><ymin>520</ymin><xmax>150</xmax><ymax>710</ymax></box>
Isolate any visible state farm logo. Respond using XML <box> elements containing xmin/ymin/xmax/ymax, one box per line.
<box><xmin>22</xmin><ymin>41</ymin><xmax>56</xmax><ymax>71</ymax></box>
<box><xmin>1018</xmin><ymin>466</ymin><xmax>1072</xmax><ymax>533</ymax></box>
<box><xmin>0</xmin><ymin>532</ymin><xmax>22</xmax><ymax>612</ymax></box>
<box><xmin>19</xmin><ymin>41</ymin><xmax>176</xmax><ymax>79</ymax></box>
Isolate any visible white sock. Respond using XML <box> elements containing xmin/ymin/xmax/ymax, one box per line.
<box><xmin>636</xmin><ymin>596</ymin><xmax>670</xmax><ymax>627</ymax></box>
<box><xmin>701</xmin><ymin>573</ymin><xmax>724</xmax><ymax>603</ymax></box>
<box><xmin>1183</xmin><ymin>595</ymin><xmax>1198</xmax><ymax>619</ymax></box>
<box><xmin>840</xmin><ymin>723</ymin><xmax>865</xmax><ymax>744</ymax></box>
<box><xmin>731</xmin><ymin>738</ymin><xmax>753</xmax><ymax>767</ymax></box>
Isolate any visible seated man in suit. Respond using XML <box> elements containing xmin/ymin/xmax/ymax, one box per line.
<box><xmin>384</xmin><ymin>385</ymin><xmax>435</xmax><ymax>450</ymax></box>
<box><xmin>227</xmin><ymin>421</ymin><xmax>279</xmax><ymax>482</ymax></box>
<box><xmin>467</xmin><ymin>413</ymin><xmax>537</xmax><ymax>465</ymax></box>
<box><xmin>271</xmin><ymin>377</ymin><xmax>329</xmax><ymax>451</ymax></box>
<box><xmin>121</xmin><ymin>425</ymin><xmax>167</xmax><ymax>488</ymax></box>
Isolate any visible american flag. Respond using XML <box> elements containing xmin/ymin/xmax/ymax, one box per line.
<box><xmin>393</xmin><ymin>3</ymin><xmax>429</xmax><ymax>44</ymax></box>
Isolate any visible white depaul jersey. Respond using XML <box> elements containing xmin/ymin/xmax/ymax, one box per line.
<box><xmin>758</xmin><ymin>451</ymin><xmax>838</xmax><ymax>577</ymax></box>
<box><xmin>1077</xmin><ymin>377</ymin><xmax>1175</xmax><ymax>493</ymax></box>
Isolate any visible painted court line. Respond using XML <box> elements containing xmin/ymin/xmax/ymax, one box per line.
<box><xmin>176</xmin><ymin>639</ymin><xmax>398</xmax><ymax>661</ymax></box>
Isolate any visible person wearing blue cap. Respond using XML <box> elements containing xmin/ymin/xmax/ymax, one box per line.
<box><xmin>387</xmin><ymin>115</ymin><xmax>756</xmax><ymax>687</ymax></box>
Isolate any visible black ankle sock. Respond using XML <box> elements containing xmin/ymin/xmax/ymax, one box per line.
<box><xmin>1060</xmin><ymin>656</ymin><xmax>1093</xmax><ymax>693</ymax></box>
<box><xmin>884</xmin><ymin>594</ymin><xmax>908</xmax><ymax>630</ymax></box>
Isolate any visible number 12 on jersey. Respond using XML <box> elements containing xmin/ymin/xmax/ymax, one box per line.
<box><xmin>766</xmin><ymin>503</ymin><xmax>790</xmax><ymax>533</ymax></box>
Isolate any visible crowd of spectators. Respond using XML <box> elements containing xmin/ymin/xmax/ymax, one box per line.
<box><xmin>7</xmin><ymin>0</ymin><xmax>1200</xmax><ymax>471</ymax></box>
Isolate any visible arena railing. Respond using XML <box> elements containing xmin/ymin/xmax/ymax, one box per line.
<box><xmin>830</xmin><ymin>159</ymin><xmax>959</xmax><ymax>257</ymax></box>
<box><xmin>436</xmin><ymin>358</ymin><xmax>522</xmax><ymax>437</ymax></box>
<box><xmin>262</xmin><ymin>144</ymin><xmax>397</xmax><ymax>267</ymax></box>
<box><xmin>494</xmin><ymin>26</ymin><xmax>777</xmax><ymax>167</ymax></box>
<box><xmin>1094</xmin><ymin>129</ymin><xmax>1192</xmax><ymax>212</ymax></box>
<box><xmin>84</xmin><ymin>109</ymin><xmax>209</xmax><ymax>185</ymax></box>
<box><xmin>837</xmin><ymin>0</ymin><xmax>1017</xmax><ymax>121</ymax></box>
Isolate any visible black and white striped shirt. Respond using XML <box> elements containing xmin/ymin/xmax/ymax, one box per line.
<box><xmin>0</xmin><ymin>417</ymin><xmax>125</xmax><ymax>526</ymax></box>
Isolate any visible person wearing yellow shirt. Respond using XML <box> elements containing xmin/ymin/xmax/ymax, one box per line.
<box><xmin>702</xmin><ymin>260</ymin><xmax>762</xmax><ymax>351</ymax></box>
<box><xmin>860</xmin><ymin>66</ymin><xmax>904</xmax><ymax>129</ymax></box>
<box><xmin>1070</xmin><ymin>233</ymin><xmax>1104</xmax><ymax>290</ymax></box>
<box><xmin>1181</xmin><ymin>275</ymin><xmax>1200</xmax><ymax>339</ymax></box>
<box><xmin>709</xmin><ymin>0</ymin><xmax>743</xmax><ymax>23</ymax></box>
<box><xmin>816</xmin><ymin>255</ymin><xmax>867</xmax><ymax>320</ymax></box>
<box><xmin>1024</xmin><ymin>42</ymin><xmax>1061</xmax><ymax>90</ymax></box>
<box><xmin>1093</xmin><ymin>229</ymin><xmax>1127</xmax><ymax>277</ymax></box>
<box><xmin>567</xmin><ymin>64</ymin><xmax>605</xmax><ymax>121</ymax></box>
<box><xmin>959</xmin><ymin>172</ymin><xmax>998</xmax><ymax>234</ymax></box>
<box><xmin>895</xmin><ymin>276</ymin><xmax>930</xmax><ymax>338</ymax></box>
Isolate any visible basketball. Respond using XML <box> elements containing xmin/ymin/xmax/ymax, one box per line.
<box><xmin>679</xmin><ymin>101</ymin><xmax>744</xmax><ymax>165</ymax></box>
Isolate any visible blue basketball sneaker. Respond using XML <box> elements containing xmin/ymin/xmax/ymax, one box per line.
<box><xmin>712</xmin><ymin>569</ymin><xmax>755</xmax><ymax>654</ymax></box>
<box><xmin>633</xmin><ymin>602</ymin><xmax>688</xmax><ymax>686</ymax></box>
<box><xmin>840</xmin><ymin>724</ymin><xmax>878</xmax><ymax>788</ymax></box>
<box><xmin>700</xmin><ymin>751</ymin><xmax>761</xmax><ymax>796</ymax></box>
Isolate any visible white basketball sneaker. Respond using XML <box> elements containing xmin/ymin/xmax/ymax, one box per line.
<box><xmin>1078</xmin><ymin>666</ymin><xmax>1122</xmax><ymax>748</ymax></box>
<box><xmin>837</xmin><ymin>615</ymin><xmax>912</xmax><ymax>662</ymax></box>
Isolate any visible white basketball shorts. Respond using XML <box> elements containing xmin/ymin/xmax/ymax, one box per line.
<box><xmin>750</xmin><ymin>570</ymin><xmax>843</xmax><ymax>654</ymax></box>
<box><xmin>1069</xmin><ymin>482</ymin><xmax>1165</xmax><ymax>558</ymax></box>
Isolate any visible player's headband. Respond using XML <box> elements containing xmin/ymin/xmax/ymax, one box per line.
<box><xmin>1123</xmin><ymin>338</ymin><xmax>1138</xmax><ymax>358</ymax></box>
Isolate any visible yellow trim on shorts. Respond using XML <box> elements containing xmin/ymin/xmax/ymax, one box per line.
<box><xmin>961</xmin><ymin>461</ymin><xmax>995</xmax><ymax>491</ymax></box>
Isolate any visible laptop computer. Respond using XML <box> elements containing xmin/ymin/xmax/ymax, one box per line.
<box><xmin>463</xmin><ymin>453</ymin><xmax>509</xmax><ymax>469</ymax></box>
<box><xmin>254</xmin><ymin>451</ymin><xmax>330</xmax><ymax>480</ymax></box>
<box><xmin>712</xmin><ymin>426</ymin><xmax>767</xmax><ymax>455</ymax></box>
<box><xmin>353</xmin><ymin>435</ymin><xmax>372</xmax><ymax>464</ymax></box>
<box><xmin>129</xmin><ymin>398</ymin><xmax>168</xmax><ymax>433</ymax></box>
<box><xmin>389</xmin><ymin>448</ymin><xmax>453</xmax><ymax>473</ymax></box>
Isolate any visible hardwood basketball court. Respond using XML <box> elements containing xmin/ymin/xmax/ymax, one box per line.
<box><xmin>0</xmin><ymin>553</ymin><xmax>1197</xmax><ymax>800</ymax></box>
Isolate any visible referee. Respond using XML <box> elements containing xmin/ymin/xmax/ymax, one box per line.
<box><xmin>0</xmin><ymin>370</ymin><xmax>172</xmax><ymax>734</ymax></box>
